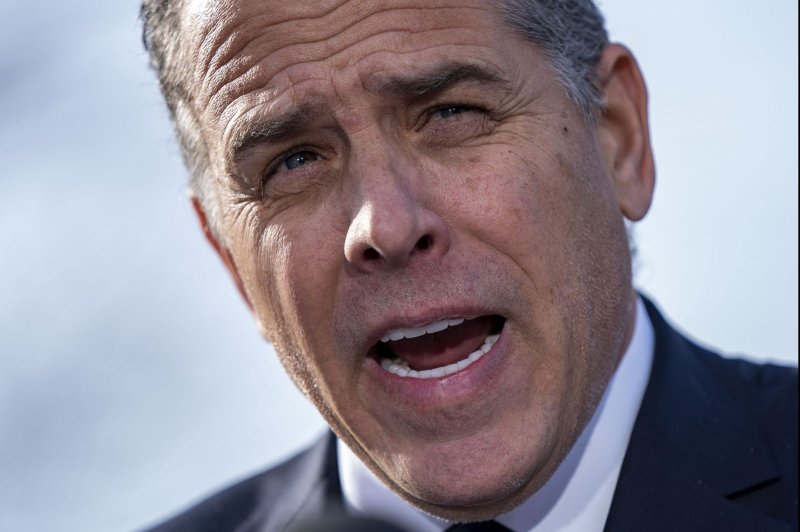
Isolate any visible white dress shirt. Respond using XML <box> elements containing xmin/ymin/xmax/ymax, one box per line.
<box><xmin>339</xmin><ymin>297</ymin><xmax>655</xmax><ymax>532</ymax></box>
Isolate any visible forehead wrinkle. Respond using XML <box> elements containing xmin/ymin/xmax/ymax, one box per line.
<box><xmin>208</xmin><ymin>28</ymin><xmax>496</xmax><ymax>122</ymax></box>
<box><xmin>197</xmin><ymin>26</ymin><xmax>254</xmax><ymax>105</ymax></box>
<box><xmin>187</xmin><ymin>1</ymin><xmax>247</xmax><ymax>101</ymax></box>
<box><xmin>198</xmin><ymin>4</ymin><xmax>350</xmax><ymax>106</ymax></box>
<box><xmin>219</xmin><ymin>48</ymin><xmax>506</xmax><ymax>158</ymax></box>
<box><xmin>197</xmin><ymin>6</ymin><xmax>373</xmax><ymax>106</ymax></box>
<box><xmin>207</xmin><ymin>61</ymin><xmax>271</xmax><ymax>117</ymax></box>
<box><xmin>203</xmin><ymin>1</ymin><xmax>350</xmax><ymax>78</ymax></box>
<box><xmin>188</xmin><ymin>0</ymin><xmax>349</xmax><ymax>73</ymax></box>
<box><xmin>198</xmin><ymin>4</ymin><xmax>492</xmax><ymax>114</ymax></box>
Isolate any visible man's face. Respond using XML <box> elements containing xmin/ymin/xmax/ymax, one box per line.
<box><xmin>184</xmin><ymin>0</ymin><xmax>648</xmax><ymax>520</ymax></box>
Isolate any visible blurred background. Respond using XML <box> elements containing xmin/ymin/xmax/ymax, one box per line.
<box><xmin>0</xmin><ymin>1</ymin><xmax>796</xmax><ymax>530</ymax></box>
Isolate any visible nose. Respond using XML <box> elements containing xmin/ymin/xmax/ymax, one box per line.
<box><xmin>343</xmin><ymin>150</ymin><xmax>450</xmax><ymax>273</ymax></box>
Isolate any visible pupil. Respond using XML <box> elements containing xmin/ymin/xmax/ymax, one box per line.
<box><xmin>441</xmin><ymin>106</ymin><xmax>466</xmax><ymax>118</ymax></box>
<box><xmin>286</xmin><ymin>151</ymin><xmax>315</xmax><ymax>170</ymax></box>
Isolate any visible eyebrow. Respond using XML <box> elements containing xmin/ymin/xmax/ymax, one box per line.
<box><xmin>228</xmin><ymin>62</ymin><xmax>510</xmax><ymax>164</ymax></box>
<box><xmin>229</xmin><ymin>103</ymin><xmax>322</xmax><ymax>165</ymax></box>
<box><xmin>376</xmin><ymin>62</ymin><xmax>510</xmax><ymax>99</ymax></box>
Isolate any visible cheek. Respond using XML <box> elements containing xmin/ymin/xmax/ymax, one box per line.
<box><xmin>439</xmin><ymin>145</ymin><xmax>587</xmax><ymax>278</ymax></box>
<box><xmin>244</xmin><ymin>198</ymin><xmax>346</xmax><ymax>325</ymax></box>
<box><xmin>280</xmin><ymin>207</ymin><xmax>349</xmax><ymax>321</ymax></box>
<box><xmin>259</xmin><ymin>205</ymin><xmax>356</xmax><ymax>374</ymax></box>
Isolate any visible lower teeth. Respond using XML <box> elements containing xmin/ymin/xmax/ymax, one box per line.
<box><xmin>380</xmin><ymin>333</ymin><xmax>500</xmax><ymax>379</ymax></box>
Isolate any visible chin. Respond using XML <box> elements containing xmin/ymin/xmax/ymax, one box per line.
<box><xmin>372</xmin><ymin>429</ymin><xmax>562</xmax><ymax>522</ymax></box>
<box><xmin>401</xmin><ymin>469</ymin><xmax>544</xmax><ymax>522</ymax></box>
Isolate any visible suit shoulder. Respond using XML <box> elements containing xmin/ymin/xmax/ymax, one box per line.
<box><xmin>142</xmin><ymin>434</ymin><xmax>335</xmax><ymax>532</ymax></box>
<box><xmin>699</xmin><ymin>348</ymin><xmax>797</xmax><ymax>416</ymax></box>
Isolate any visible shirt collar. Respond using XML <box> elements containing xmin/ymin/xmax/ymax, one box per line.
<box><xmin>339</xmin><ymin>296</ymin><xmax>655</xmax><ymax>532</ymax></box>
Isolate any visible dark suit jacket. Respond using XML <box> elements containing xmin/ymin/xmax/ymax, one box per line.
<box><xmin>145</xmin><ymin>300</ymin><xmax>798</xmax><ymax>531</ymax></box>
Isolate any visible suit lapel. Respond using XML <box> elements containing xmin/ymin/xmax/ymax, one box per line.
<box><xmin>604</xmin><ymin>299</ymin><xmax>789</xmax><ymax>532</ymax></box>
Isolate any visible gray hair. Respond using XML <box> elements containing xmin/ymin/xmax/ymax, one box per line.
<box><xmin>500</xmin><ymin>0</ymin><xmax>608</xmax><ymax>119</ymax></box>
<box><xmin>140</xmin><ymin>0</ymin><xmax>222</xmax><ymax>232</ymax></box>
<box><xmin>140</xmin><ymin>0</ymin><xmax>609</xmax><ymax>236</ymax></box>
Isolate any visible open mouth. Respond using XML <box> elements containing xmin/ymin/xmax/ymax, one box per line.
<box><xmin>371</xmin><ymin>315</ymin><xmax>506</xmax><ymax>379</ymax></box>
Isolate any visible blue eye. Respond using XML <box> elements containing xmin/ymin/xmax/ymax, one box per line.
<box><xmin>283</xmin><ymin>150</ymin><xmax>319</xmax><ymax>170</ymax></box>
<box><xmin>437</xmin><ymin>105</ymin><xmax>470</xmax><ymax>119</ymax></box>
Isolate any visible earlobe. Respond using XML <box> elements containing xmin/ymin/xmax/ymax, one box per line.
<box><xmin>191</xmin><ymin>196</ymin><xmax>255</xmax><ymax>313</ymax></box>
<box><xmin>596</xmin><ymin>43</ymin><xmax>656</xmax><ymax>222</ymax></box>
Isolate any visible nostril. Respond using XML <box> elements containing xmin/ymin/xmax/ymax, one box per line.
<box><xmin>363</xmin><ymin>248</ymin><xmax>380</xmax><ymax>261</ymax></box>
<box><xmin>415</xmin><ymin>235</ymin><xmax>432</xmax><ymax>251</ymax></box>
<box><xmin>357</xmin><ymin>235</ymin><xmax>435</xmax><ymax>265</ymax></box>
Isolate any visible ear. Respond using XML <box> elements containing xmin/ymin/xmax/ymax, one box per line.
<box><xmin>191</xmin><ymin>196</ymin><xmax>254</xmax><ymax>313</ymax></box>
<box><xmin>596</xmin><ymin>43</ymin><xmax>655</xmax><ymax>221</ymax></box>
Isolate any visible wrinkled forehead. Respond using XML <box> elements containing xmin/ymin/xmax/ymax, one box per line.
<box><xmin>183</xmin><ymin>0</ymin><xmax>500</xmax><ymax>46</ymax></box>
<box><xmin>179</xmin><ymin>0</ymin><xmax>509</xmax><ymax>105</ymax></box>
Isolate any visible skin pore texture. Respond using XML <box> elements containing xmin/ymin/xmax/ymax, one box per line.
<box><xmin>184</xmin><ymin>0</ymin><xmax>655</xmax><ymax>522</ymax></box>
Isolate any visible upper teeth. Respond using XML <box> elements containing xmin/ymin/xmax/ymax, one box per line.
<box><xmin>380</xmin><ymin>318</ymin><xmax>467</xmax><ymax>343</ymax></box>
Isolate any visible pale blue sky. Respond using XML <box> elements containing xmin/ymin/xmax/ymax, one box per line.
<box><xmin>0</xmin><ymin>1</ymin><xmax>796</xmax><ymax>531</ymax></box>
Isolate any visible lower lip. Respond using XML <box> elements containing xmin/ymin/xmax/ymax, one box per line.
<box><xmin>364</xmin><ymin>321</ymin><xmax>510</xmax><ymax>408</ymax></box>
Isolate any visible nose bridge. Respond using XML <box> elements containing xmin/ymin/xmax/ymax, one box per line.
<box><xmin>353</xmin><ymin>137</ymin><xmax>418</xmax><ymax>227</ymax></box>
<box><xmin>344</xmin><ymin>131</ymin><xmax>449</xmax><ymax>272</ymax></box>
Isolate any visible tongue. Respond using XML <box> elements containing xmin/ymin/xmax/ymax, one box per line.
<box><xmin>387</xmin><ymin>316</ymin><xmax>495</xmax><ymax>371</ymax></box>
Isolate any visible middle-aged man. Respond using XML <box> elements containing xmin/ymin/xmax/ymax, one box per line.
<box><xmin>140</xmin><ymin>0</ymin><xmax>798</xmax><ymax>530</ymax></box>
